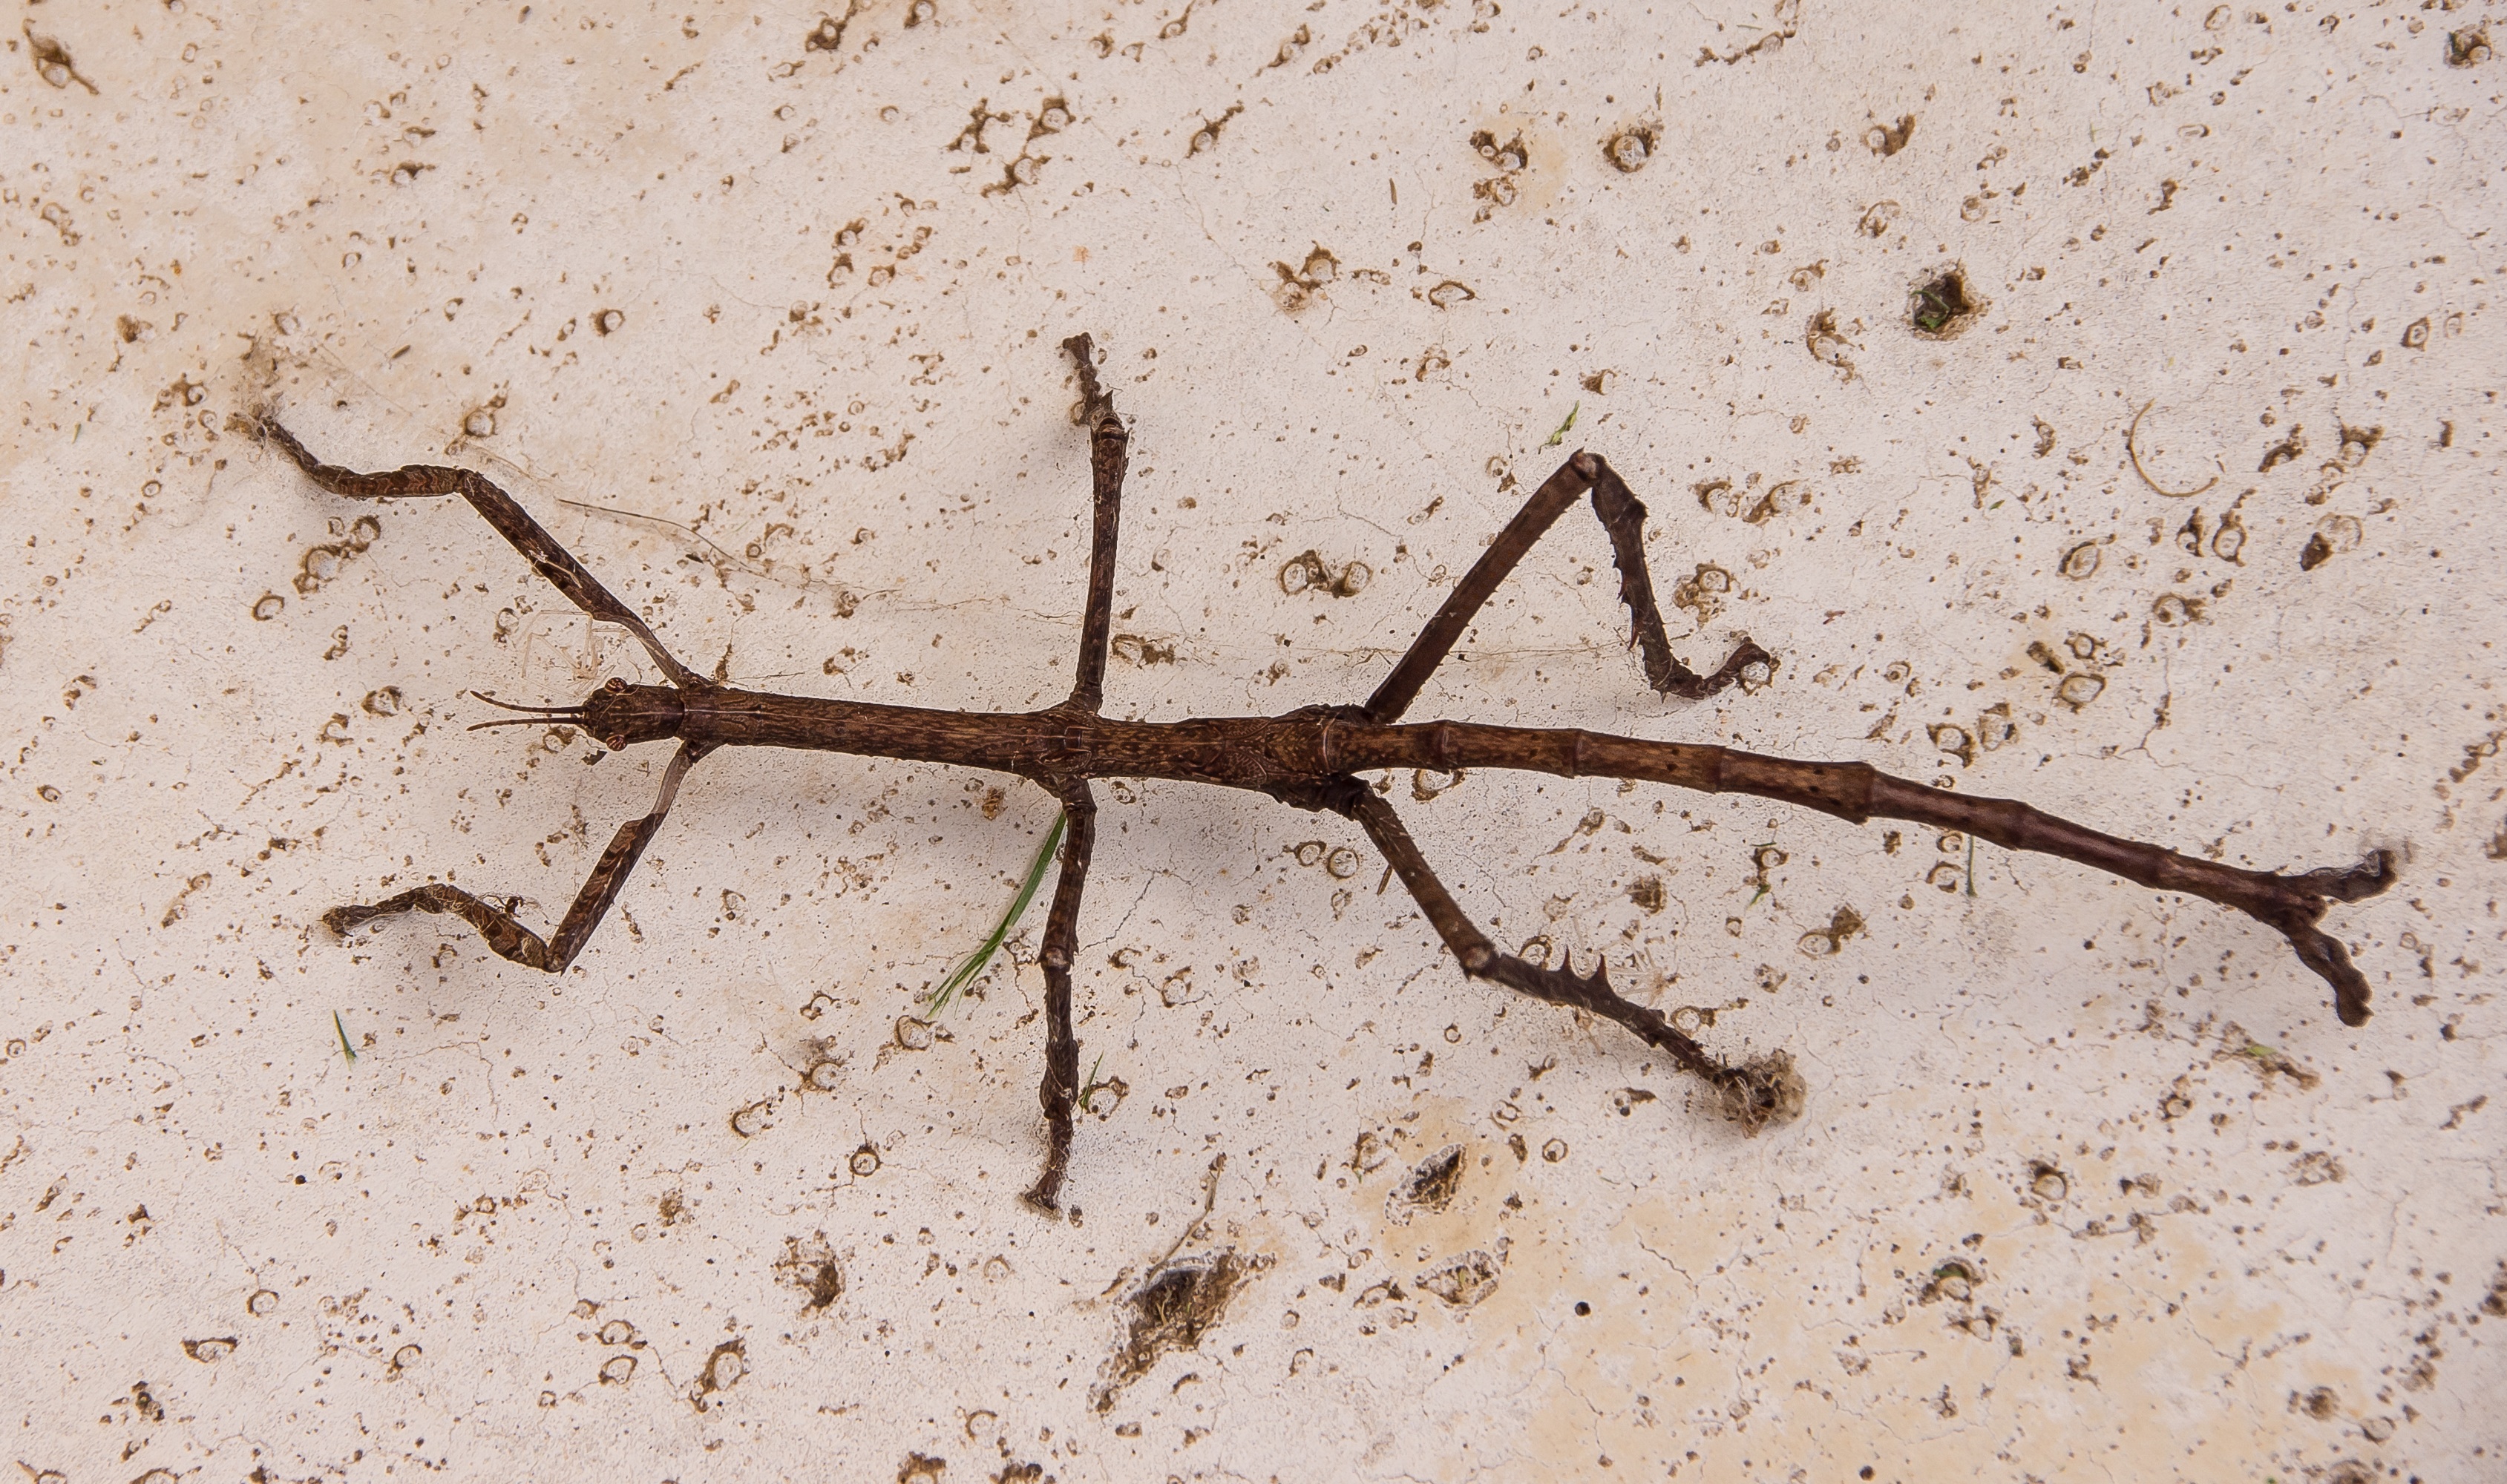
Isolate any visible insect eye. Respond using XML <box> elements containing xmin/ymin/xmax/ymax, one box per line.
<box><xmin>606</xmin><ymin>734</ymin><xmax>626</xmax><ymax>750</ymax></box>
<box><xmin>604</xmin><ymin>677</ymin><xmax>628</xmax><ymax>693</ymax></box>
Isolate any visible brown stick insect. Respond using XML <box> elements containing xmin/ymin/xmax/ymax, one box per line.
<box><xmin>257</xmin><ymin>334</ymin><xmax>2392</xmax><ymax>1212</ymax></box>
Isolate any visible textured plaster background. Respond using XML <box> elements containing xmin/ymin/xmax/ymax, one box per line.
<box><xmin>4</xmin><ymin>0</ymin><xmax>2505</xmax><ymax>1479</ymax></box>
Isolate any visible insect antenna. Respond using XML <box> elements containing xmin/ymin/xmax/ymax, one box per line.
<box><xmin>465</xmin><ymin>690</ymin><xmax>586</xmax><ymax>732</ymax></box>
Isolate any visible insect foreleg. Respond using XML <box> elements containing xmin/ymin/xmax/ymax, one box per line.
<box><xmin>327</xmin><ymin>743</ymin><xmax>704</xmax><ymax>972</ymax></box>
<box><xmin>258</xmin><ymin>417</ymin><xmax>706</xmax><ymax>689</ymax></box>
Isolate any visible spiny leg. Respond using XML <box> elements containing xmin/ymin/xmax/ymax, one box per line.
<box><xmin>256</xmin><ymin>417</ymin><xmax>707</xmax><ymax>690</ymax></box>
<box><xmin>327</xmin><ymin>743</ymin><xmax>706</xmax><ymax>971</ymax></box>
<box><xmin>1059</xmin><ymin>333</ymin><xmax>1129</xmax><ymax>715</ymax></box>
<box><xmin>1586</xmin><ymin>456</ymin><xmax>1772</xmax><ymax>700</ymax></box>
<box><xmin>1023</xmin><ymin>781</ymin><xmax>1100</xmax><ymax>1214</ymax></box>
<box><xmin>1366</xmin><ymin>451</ymin><xmax>1770</xmax><ymax>723</ymax></box>
<box><xmin>1287</xmin><ymin>775</ymin><xmax>1797</xmax><ymax>1128</ymax></box>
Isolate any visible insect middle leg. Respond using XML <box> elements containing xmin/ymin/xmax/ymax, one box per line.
<box><xmin>1366</xmin><ymin>452</ymin><xmax>1770</xmax><ymax>723</ymax></box>
<box><xmin>327</xmin><ymin>743</ymin><xmax>707</xmax><ymax>972</ymax></box>
<box><xmin>1023</xmin><ymin>781</ymin><xmax>1100</xmax><ymax>1213</ymax></box>
<box><xmin>1058</xmin><ymin>333</ymin><xmax>1129</xmax><ymax>715</ymax></box>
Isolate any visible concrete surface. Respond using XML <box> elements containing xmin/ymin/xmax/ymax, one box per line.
<box><xmin>4</xmin><ymin>0</ymin><xmax>2503</xmax><ymax>1479</ymax></box>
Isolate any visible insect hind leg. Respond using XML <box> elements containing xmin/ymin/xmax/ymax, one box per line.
<box><xmin>1288</xmin><ymin>773</ymin><xmax>1800</xmax><ymax>1129</ymax></box>
<box><xmin>1364</xmin><ymin>453</ymin><xmax>1769</xmax><ymax>723</ymax></box>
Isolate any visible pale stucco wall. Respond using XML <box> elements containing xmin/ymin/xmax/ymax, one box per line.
<box><xmin>3</xmin><ymin>1</ymin><xmax>2503</xmax><ymax>1480</ymax></box>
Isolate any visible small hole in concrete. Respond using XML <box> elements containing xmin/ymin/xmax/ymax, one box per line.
<box><xmin>1909</xmin><ymin>267</ymin><xmax>1981</xmax><ymax>338</ymax></box>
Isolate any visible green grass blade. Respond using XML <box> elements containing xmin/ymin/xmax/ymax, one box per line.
<box><xmin>924</xmin><ymin>810</ymin><xmax>1066</xmax><ymax>1017</ymax></box>
<box><xmin>333</xmin><ymin>1009</ymin><xmax>357</xmax><ymax>1063</ymax></box>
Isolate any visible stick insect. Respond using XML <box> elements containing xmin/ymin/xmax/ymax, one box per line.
<box><xmin>260</xmin><ymin>335</ymin><xmax>2392</xmax><ymax>1212</ymax></box>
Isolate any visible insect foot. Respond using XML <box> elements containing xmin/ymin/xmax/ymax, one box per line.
<box><xmin>1715</xmin><ymin>1053</ymin><xmax>1807</xmax><ymax>1133</ymax></box>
